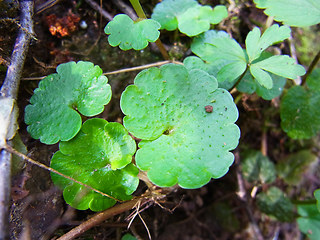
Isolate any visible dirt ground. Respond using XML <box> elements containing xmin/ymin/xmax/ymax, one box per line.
<box><xmin>1</xmin><ymin>0</ymin><xmax>320</xmax><ymax>239</ymax></box>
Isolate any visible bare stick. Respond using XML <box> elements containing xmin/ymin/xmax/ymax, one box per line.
<box><xmin>4</xmin><ymin>145</ymin><xmax>122</xmax><ymax>202</ymax></box>
<box><xmin>84</xmin><ymin>0</ymin><xmax>113</xmax><ymax>21</ymax></box>
<box><xmin>0</xmin><ymin>1</ymin><xmax>34</xmax><ymax>239</ymax></box>
<box><xmin>111</xmin><ymin>0</ymin><xmax>137</xmax><ymax>20</ymax></box>
<box><xmin>22</xmin><ymin>60</ymin><xmax>183</xmax><ymax>81</ymax></box>
<box><xmin>56</xmin><ymin>197</ymin><xmax>145</xmax><ymax>240</ymax></box>
<box><xmin>235</xmin><ymin>152</ymin><xmax>264</xmax><ymax>240</ymax></box>
<box><xmin>301</xmin><ymin>49</ymin><xmax>320</xmax><ymax>86</ymax></box>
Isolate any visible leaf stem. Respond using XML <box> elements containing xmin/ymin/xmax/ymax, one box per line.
<box><xmin>4</xmin><ymin>144</ymin><xmax>123</xmax><ymax>202</ymax></box>
<box><xmin>129</xmin><ymin>0</ymin><xmax>147</xmax><ymax>19</ymax></box>
<box><xmin>301</xmin><ymin>49</ymin><xmax>320</xmax><ymax>86</ymax></box>
<box><xmin>230</xmin><ymin>65</ymin><xmax>249</xmax><ymax>91</ymax></box>
<box><xmin>129</xmin><ymin>0</ymin><xmax>169</xmax><ymax>60</ymax></box>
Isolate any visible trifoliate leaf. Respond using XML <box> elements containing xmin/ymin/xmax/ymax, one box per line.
<box><xmin>50</xmin><ymin>118</ymin><xmax>138</xmax><ymax>211</ymax></box>
<box><xmin>105</xmin><ymin>14</ymin><xmax>160</xmax><ymax>50</ymax></box>
<box><xmin>245</xmin><ymin>24</ymin><xmax>291</xmax><ymax>62</ymax></box>
<box><xmin>254</xmin><ymin>0</ymin><xmax>320</xmax><ymax>27</ymax></box>
<box><xmin>151</xmin><ymin>0</ymin><xmax>198</xmax><ymax>31</ymax></box>
<box><xmin>241</xmin><ymin>150</ymin><xmax>276</xmax><ymax>184</ymax></box>
<box><xmin>252</xmin><ymin>55</ymin><xmax>306</xmax><ymax>80</ymax></box>
<box><xmin>280</xmin><ymin>69</ymin><xmax>320</xmax><ymax>139</ymax></box>
<box><xmin>120</xmin><ymin>64</ymin><xmax>240</xmax><ymax>189</ymax></box>
<box><xmin>256</xmin><ymin>187</ymin><xmax>294</xmax><ymax>222</ymax></box>
<box><xmin>276</xmin><ymin>150</ymin><xmax>317</xmax><ymax>185</ymax></box>
<box><xmin>249</xmin><ymin>64</ymin><xmax>273</xmax><ymax>89</ymax></box>
<box><xmin>255</xmin><ymin>74</ymin><xmax>286</xmax><ymax>100</ymax></box>
<box><xmin>177</xmin><ymin>5</ymin><xmax>228</xmax><ymax>36</ymax></box>
<box><xmin>24</xmin><ymin>61</ymin><xmax>111</xmax><ymax>144</ymax></box>
<box><xmin>315</xmin><ymin>189</ymin><xmax>320</xmax><ymax>212</ymax></box>
<box><xmin>151</xmin><ymin>0</ymin><xmax>227</xmax><ymax>36</ymax></box>
<box><xmin>297</xmin><ymin>203</ymin><xmax>320</xmax><ymax>240</ymax></box>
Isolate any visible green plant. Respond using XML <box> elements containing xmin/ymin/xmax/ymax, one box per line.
<box><xmin>20</xmin><ymin>0</ymin><xmax>320</xmax><ymax>238</ymax></box>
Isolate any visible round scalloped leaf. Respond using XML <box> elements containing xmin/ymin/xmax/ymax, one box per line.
<box><xmin>151</xmin><ymin>0</ymin><xmax>199</xmax><ymax>31</ymax></box>
<box><xmin>280</xmin><ymin>69</ymin><xmax>320</xmax><ymax>139</ymax></box>
<box><xmin>105</xmin><ymin>14</ymin><xmax>160</xmax><ymax>50</ymax></box>
<box><xmin>177</xmin><ymin>5</ymin><xmax>228</xmax><ymax>36</ymax></box>
<box><xmin>120</xmin><ymin>64</ymin><xmax>240</xmax><ymax>189</ymax></box>
<box><xmin>24</xmin><ymin>61</ymin><xmax>111</xmax><ymax>144</ymax></box>
<box><xmin>50</xmin><ymin>118</ymin><xmax>138</xmax><ymax>211</ymax></box>
<box><xmin>254</xmin><ymin>0</ymin><xmax>320</xmax><ymax>27</ymax></box>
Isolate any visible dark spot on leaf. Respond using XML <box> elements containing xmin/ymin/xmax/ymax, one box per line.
<box><xmin>225</xmin><ymin>107</ymin><xmax>228</xmax><ymax>111</ymax></box>
<box><xmin>205</xmin><ymin>105</ymin><xmax>213</xmax><ymax>113</ymax></box>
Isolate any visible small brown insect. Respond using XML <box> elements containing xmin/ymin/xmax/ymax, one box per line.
<box><xmin>205</xmin><ymin>105</ymin><xmax>213</xmax><ymax>113</ymax></box>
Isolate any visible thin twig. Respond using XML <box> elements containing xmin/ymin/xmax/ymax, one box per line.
<box><xmin>0</xmin><ymin>1</ymin><xmax>34</xmax><ymax>239</ymax></box>
<box><xmin>56</xmin><ymin>197</ymin><xmax>147</xmax><ymax>240</ymax></box>
<box><xmin>235</xmin><ymin>152</ymin><xmax>264</xmax><ymax>240</ymax></box>
<box><xmin>21</xmin><ymin>60</ymin><xmax>183</xmax><ymax>81</ymax></box>
<box><xmin>301</xmin><ymin>49</ymin><xmax>320</xmax><ymax>86</ymax></box>
<box><xmin>111</xmin><ymin>0</ymin><xmax>137</xmax><ymax>20</ymax></box>
<box><xmin>4</xmin><ymin>144</ymin><xmax>122</xmax><ymax>202</ymax></box>
<box><xmin>84</xmin><ymin>0</ymin><xmax>113</xmax><ymax>21</ymax></box>
<box><xmin>288</xmin><ymin>34</ymin><xmax>301</xmax><ymax>84</ymax></box>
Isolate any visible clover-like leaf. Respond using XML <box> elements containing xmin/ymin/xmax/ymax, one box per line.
<box><xmin>254</xmin><ymin>0</ymin><xmax>320</xmax><ymax>27</ymax></box>
<box><xmin>50</xmin><ymin>118</ymin><xmax>138</xmax><ymax>211</ymax></box>
<box><xmin>120</xmin><ymin>64</ymin><xmax>240</xmax><ymax>189</ymax></box>
<box><xmin>105</xmin><ymin>14</ymin><xmax>160</xmax><ymax>50</ymax></box>
<box><xmin>245</xmin><ymin>24</ymin><xmax>291</xmax><ymax>62</ymax></box>
<box><xmin>256</xmin><ymin>187</ymin><xmax>294</xmax><ymax>222</ymax></box>
<box><xmin>280</xmin><ymin>68</ymin><xmax>320</xmax><ymax>139</ymax></box>
<box><xmin>297</xmin><ymin>203</ymin><xmax>320</xmax><ymax>240</ymax></box>
<box><xmin>191</xmin><ymin>30</ymin><xmax>247</xmax><ymax>82</ymax></box>
<box><xmin>151</xmin><ymin>0</ymin><xmax>227</xmax><ymax>36</ymax></box>
<box><xmin>24</xmin><ymin>61</ymin><xmax>111</xmax><ymax>144</ymax></box>
<box><xmin>241</xmin><ymin>150</ymin><xmax>276</xmax><ymax>184</ymax></box>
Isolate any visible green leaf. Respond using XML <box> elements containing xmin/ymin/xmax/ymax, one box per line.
<box><xmin>315</xmin><ymin>189</ymin><xmax>320</xmax><ymax>213</ymax></box>
<box><xmin>276</xmin><ymin>150</ymin><xmax>317</xmax><ymax>185</ymax></box>
<box><xmin>249</xmin><ymin>64</ymin><xmax>273</xmax><ymax>89</ymax></box>
<box><xmin>191</xmin><ymin>30</ymin><xmax>229</xmax><ymax>62</ymax></box>
<box><xmin>178</xmin><ymin>5</ymin><xmax>228</xmax><ymax>36</ymax></box>
<box><xmin>151</xmin><ymin>0</ymin><xmax>227</xmax><ymax>36</ymax></box>
<box><xmin>245</xmin><ymin>24</ymin><xmax>291</xmax><ymax>62</ymax></box>
<box><xmin>105</xmin><ymin>14</ymin><xmax>160</xmax><ymax>50</ymax></box>
<box><xmin>217</xmin><ymin>61</ymin><xmax>247</xmax><ymax>83</ymax></box>
<box><xmin>120</xmin><ymin>64</ymin><xmax>240</xmax><ymax>189</ymax></box>
<box><xmin>252</xmin><ymin>55</ymin><xmax>306</xmax><ymax>80</ymax></box>
<box><xmin>280</xmin><ymin>70</ymin><xmax>320</xmax><ymax>139</ymax></box>
<box><xmin>297</xmin><ymin>203</ymin><xmax>320</xmax><ymax>240</ymax></box>
<box><xmin>241</xmin><ymin>150</ymin><xmax>276</xmax><ymax>184</ymax></box>
<box><xmin>254</xmin><ymin>0</ymin><xmax>320</xmax><ymax>27</ymax></box>
<box><xmin>24</xmin><ymin>61</ymin><xmax>111</xmax><ymax>144</ymax></box>
<box><xmin>256</xmin><ymin>187</ymin><xmax>294</xmax><ymax>222</ymax></box>
<box><xmin>122</xmin><ymin>234</ymin><xmax>137</xmax><ymax>240</ymax></box>
<box><xmin>255</xmin><ymin>74</ymin><xmax>286</xmax><ymax>100</ymax></box>
<box><xmin>50</xmin><ymin>118</ymin><xmax>138</xmax><ymax>211</ymax></box>
<box><xmin>151</xmin><ymin>0</ymin><xmax>198</xmax><ymax>31</ymax></box>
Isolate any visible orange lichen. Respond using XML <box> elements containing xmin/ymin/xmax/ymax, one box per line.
<box><xmin>45</xmin><ymin>13</ymin><xmax>80</xmax><ymax>37</ymax></box>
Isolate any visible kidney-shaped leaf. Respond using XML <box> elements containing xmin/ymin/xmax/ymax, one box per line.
<box><xmin>151</xmin><ymin>0</ymin><xmax>227</xmax><ymax>36</ymax></box>
<box><xmin>120</xmin><ymin>64</ymin><xmax>240</xmax><ymax>189</ymax></box>
<box><xmin>50</xmin><ymin>118</ymin><xmax>138</xmax><ymax>211</ymax></box>
<box><xmin>254</xmin><ymin>0</ymin><xmax>320</xmax><ymax>27</ymax></box>
<box><xmin>105</xmin><ymin>14</ymin><xmax>160</xmax><ymax>50</ymax></box>
<box><xmin>25</xmin><ymin>61</ymin><xmax>111</xmax><ymax>144</ymax></box>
